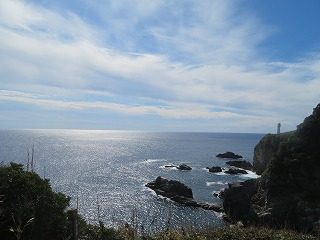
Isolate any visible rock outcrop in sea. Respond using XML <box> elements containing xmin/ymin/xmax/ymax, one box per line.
<box><xmin>226</xmin><ymin>160</ymin><xmax>253</xmax><ymax>170</ymax></box>
<box><xmin>221</xmin><ymin>103</ymin><xmax>320</xmax><ymax>234</ymax></box>
<box><xmin>146</xmin><ymin>176</ymin><xmax>194</xmax><ymax>204</ymax></box>
<box><xmin>216</xmin><ymin>151</ymin><xmax>243</xmax><ymax>159</ymax></box>
<box><xmin>206</xmin><ymin>166</ymin><xmax>249</xmax><ymax>174</ymax></box>
<box><xmin>206</xmin><ymin>166</ymin><xmax>223</xmax><ymax>173</ymax></box>
<box><xmin>224</xmin><ymin>168</ymin><xmax>248</xmax><ymax>175</ymax></box>
<box><xmin>177</xmin><ymin>164</ymin><xmax>192</xmax><ymax>170</ymax></box>
<box><xmin>146</xmin><ymin>176</ymin><xmax>223</xmax><ymax>212</ymax></box>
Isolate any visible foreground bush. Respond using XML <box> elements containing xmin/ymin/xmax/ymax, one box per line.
<box><xmin>0</xmin><ymin>162</ymin><xmax>70</xmax><ymax>240</ymax></box>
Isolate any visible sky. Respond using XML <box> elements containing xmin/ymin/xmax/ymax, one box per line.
<box><xmin>0</xmin><ymin>0</ymin><xmax>320</xmax><ymax>133</ymax></box>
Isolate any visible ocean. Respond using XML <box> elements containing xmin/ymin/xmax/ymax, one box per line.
<box><xmin>0</xmin><ymin>129</ymin><xmax>264</xmax><ymax>231</ymax></box>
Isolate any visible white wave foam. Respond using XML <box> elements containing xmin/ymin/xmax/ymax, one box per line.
<box><xmin>214</xmin><ymin>211</ymin><xmax>224</xmax><ymax>218</ymax></box>
<box><xmin>143</xmin><ymin>158</ymin><xmax>167</xmax><ymax>163</ymax></box>
<box><xmin>159</xmin><ymin>165</ymin><xmax>178</xmax><ymax>170</ymax></box>
<box><xmin>240</xmin><ymin>170</ymin><xmax>260</xmax><ymax>179</ymax></box>
<box><xmin>206</xmin><ymin>181</ymin><xmax>228</xmax><ymax>186</ymax></box>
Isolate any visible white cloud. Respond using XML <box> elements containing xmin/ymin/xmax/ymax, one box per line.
<box><xmin>0</xmin><ymin>0</ymin><xmax>319</xmax><ymax>132</ymax></box>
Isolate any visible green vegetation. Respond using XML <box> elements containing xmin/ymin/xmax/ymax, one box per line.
<box><xmin>0</xmin><ymin>162</ymin><xmax>70</xmax><ymax>240</ymax></box>
<box><xmin>255</xmin><ymin>104</ymin><xmax>320</xmax><ymax>231</ymax></box>
<box><xmin>264</xmin><ymin>104</ymin><xmax>320</xmax><ymax>199</ymax></box>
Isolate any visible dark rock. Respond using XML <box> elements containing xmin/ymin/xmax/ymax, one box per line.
<box><xmin>146</xmin><ymin>176</ymin><xmax>193</xmax><ymax>199</ymax></box>
<box><xmin>216</xmin><ymin>151</ymin><xmax>243</xmax><ymax>159</ymax></box>
<box><xmin>170</xmin><ymin>195</ymin><xmax>198</xmax><ymax>207</ymax></box>
<box><xmin>213</xmin><ymin>192</ymin><xmax>219</xmax><ymax>197</ymax></box>
<box><xmin>225</xmin><ymin>168</ymin><xmax>248</xmax><ymax>174</ymax></box>
<box><xmin>226</xmin><ymin>160</ymin><xmax>253</xmax><ymax>170</ymax></box>
<box><xmin>207</xmin><ymin>166</ymin><xmax>223</xmax><ymax>173</ymax></box>
<box><xmin>223</xmin><ymin>182</ymin><xmax>250</xmax><ymax>220</ymax></box>
<box><xmin>177</xmin><ymin>164</ymin><xmax>192</xmax><ymax>170</ymax></box>
<box><xmin>199</xmin><ymin>203</ymin><xmax>224</xmax><ymax>212</ymax></box>
<box><xmin>164</xmin><ymin>165</ymin><xmax>177</xmax><ymax>168</ymax></box>
<box><xmin>221</xmin><ymin>179</ymin><xmax>259</xmax><ymax>223</ymax></box>
<box><xmin>146</xmin><ymin>176</ymin><xmax>223</xmax><ymax>212</ymax></box>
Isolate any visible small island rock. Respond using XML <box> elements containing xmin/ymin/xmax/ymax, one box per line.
<box><xmin>225</xmin><ymin>168</ymin><xmax>248</xmax><ymax>175</ymax></box>
<box><xmin>146</xmin><ymin>176</ymin><xmax>223</xmax><ymax>212</ymax></box>
<box><xmin>177</xmin><ymin>164</ymin><xmax>192</xmax><ymax>170</ymax></box>
<box><xmin>216</xmin><ymin>151</ymin><xmax>243</xmax><ymax>159</ymax></box>
<box><xmin>207</xmin><ymin>166</ymin><xmax>223</xmax><ymax>173</ymax></box>
<box><xmin>146</xmin><ymin>176</ymin><xmax>193</xmax><ymax>199</ymax></box>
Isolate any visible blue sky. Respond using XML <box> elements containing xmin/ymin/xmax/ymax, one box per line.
<box><xmin>0</xmin><ymin>0</ymin><xmax>319</xmax><ymax>133</ymax></box>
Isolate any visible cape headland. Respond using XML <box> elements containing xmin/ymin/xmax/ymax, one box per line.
<box><xmin>221</xmin><ymin>103</ymin><xmax>320</xmax><ymax>234</ymax></box>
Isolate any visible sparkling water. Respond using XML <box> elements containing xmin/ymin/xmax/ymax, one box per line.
<box><xmin>0</xmin><ymin>129</ymin><xmax>264</xmax><ymax>231</ymax></box>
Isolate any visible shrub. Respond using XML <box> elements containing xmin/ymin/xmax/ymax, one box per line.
<box><xmin>0</xmin><ymin>162</ymin><xmax>70</xmax><ymax>240</ymax></box>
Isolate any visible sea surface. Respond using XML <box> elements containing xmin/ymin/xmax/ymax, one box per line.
<box><xmin>0</xmin><ymin>129</ymin><xmax>264</xmax><ymax>232</ymax></box>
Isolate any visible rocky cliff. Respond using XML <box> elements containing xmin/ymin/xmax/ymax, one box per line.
<box><xmin>253</xmin><ymin>132</ymin><xmax>294</xmax><ymax>175</ymax></box>
<box><xmin>222</xmin><ymin>103</ymin><xmax>320</xmax><ymax>234</ymax></box>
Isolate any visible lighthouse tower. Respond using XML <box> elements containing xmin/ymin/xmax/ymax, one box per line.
<box><xmin>277</xmin><ymin>123</ymin><xmax>281</xmax><ymax>134</ymax></box>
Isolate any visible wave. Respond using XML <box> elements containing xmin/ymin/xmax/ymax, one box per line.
<box><xmin>239</xmin><ymin>170</ymin><xmax>260</xmax><ymax>179</ymax></box>
<box><xmin>143</xmin><ymin>158</ymin><xmax>168</xmax><ymax>163</ymax></box>
<box><xmin>159</xmin><ymin>165</ymin><xmax>178</xmax><ymax>170</ymax></box>
<box><xmin>206</xmin><ymin>181</ymin><xmax>228</xmax><ymax>186</ymax></box>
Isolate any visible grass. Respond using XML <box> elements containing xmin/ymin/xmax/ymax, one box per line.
<box><xmin>79</xmin><ymin>222</ymin><xmax>318</xmax><ymax>240</ymax></box>
<box><xmin>76</xmin><ymin>206</ymin><xmax>319</xmax><ymax>240</ymax></box>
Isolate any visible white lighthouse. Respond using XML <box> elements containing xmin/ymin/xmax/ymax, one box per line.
<box><xmin>277</xmin><ymin>123</ymin><xmax>281</xmax><ymax>134</ymax></box>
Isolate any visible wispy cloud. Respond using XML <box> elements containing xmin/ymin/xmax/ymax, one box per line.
<box><xmin>0</xmin><ymin>89</ymin><xmax>245</xmax><ymax>120</ymax></box>
<box><xmin>0</xmin><ymin>0</ymin><xmax>319</xmax><ymax>132</ymax></box>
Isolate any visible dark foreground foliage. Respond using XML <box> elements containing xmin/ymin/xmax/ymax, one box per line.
<box><xmin>0</xmin><ymin>162</ymin><xmax>70</xmax><ymax>240</ymax></box>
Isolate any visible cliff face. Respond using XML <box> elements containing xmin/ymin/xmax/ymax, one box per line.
<box><xmin>253</xmin><ymin>132</ymin><xmax>294</xmax><ymax>175</ymax></box>
<box><xmin>222</xmin><ymin>104</ymin><xmax>320</xmax><ymax>234</ymax></box>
